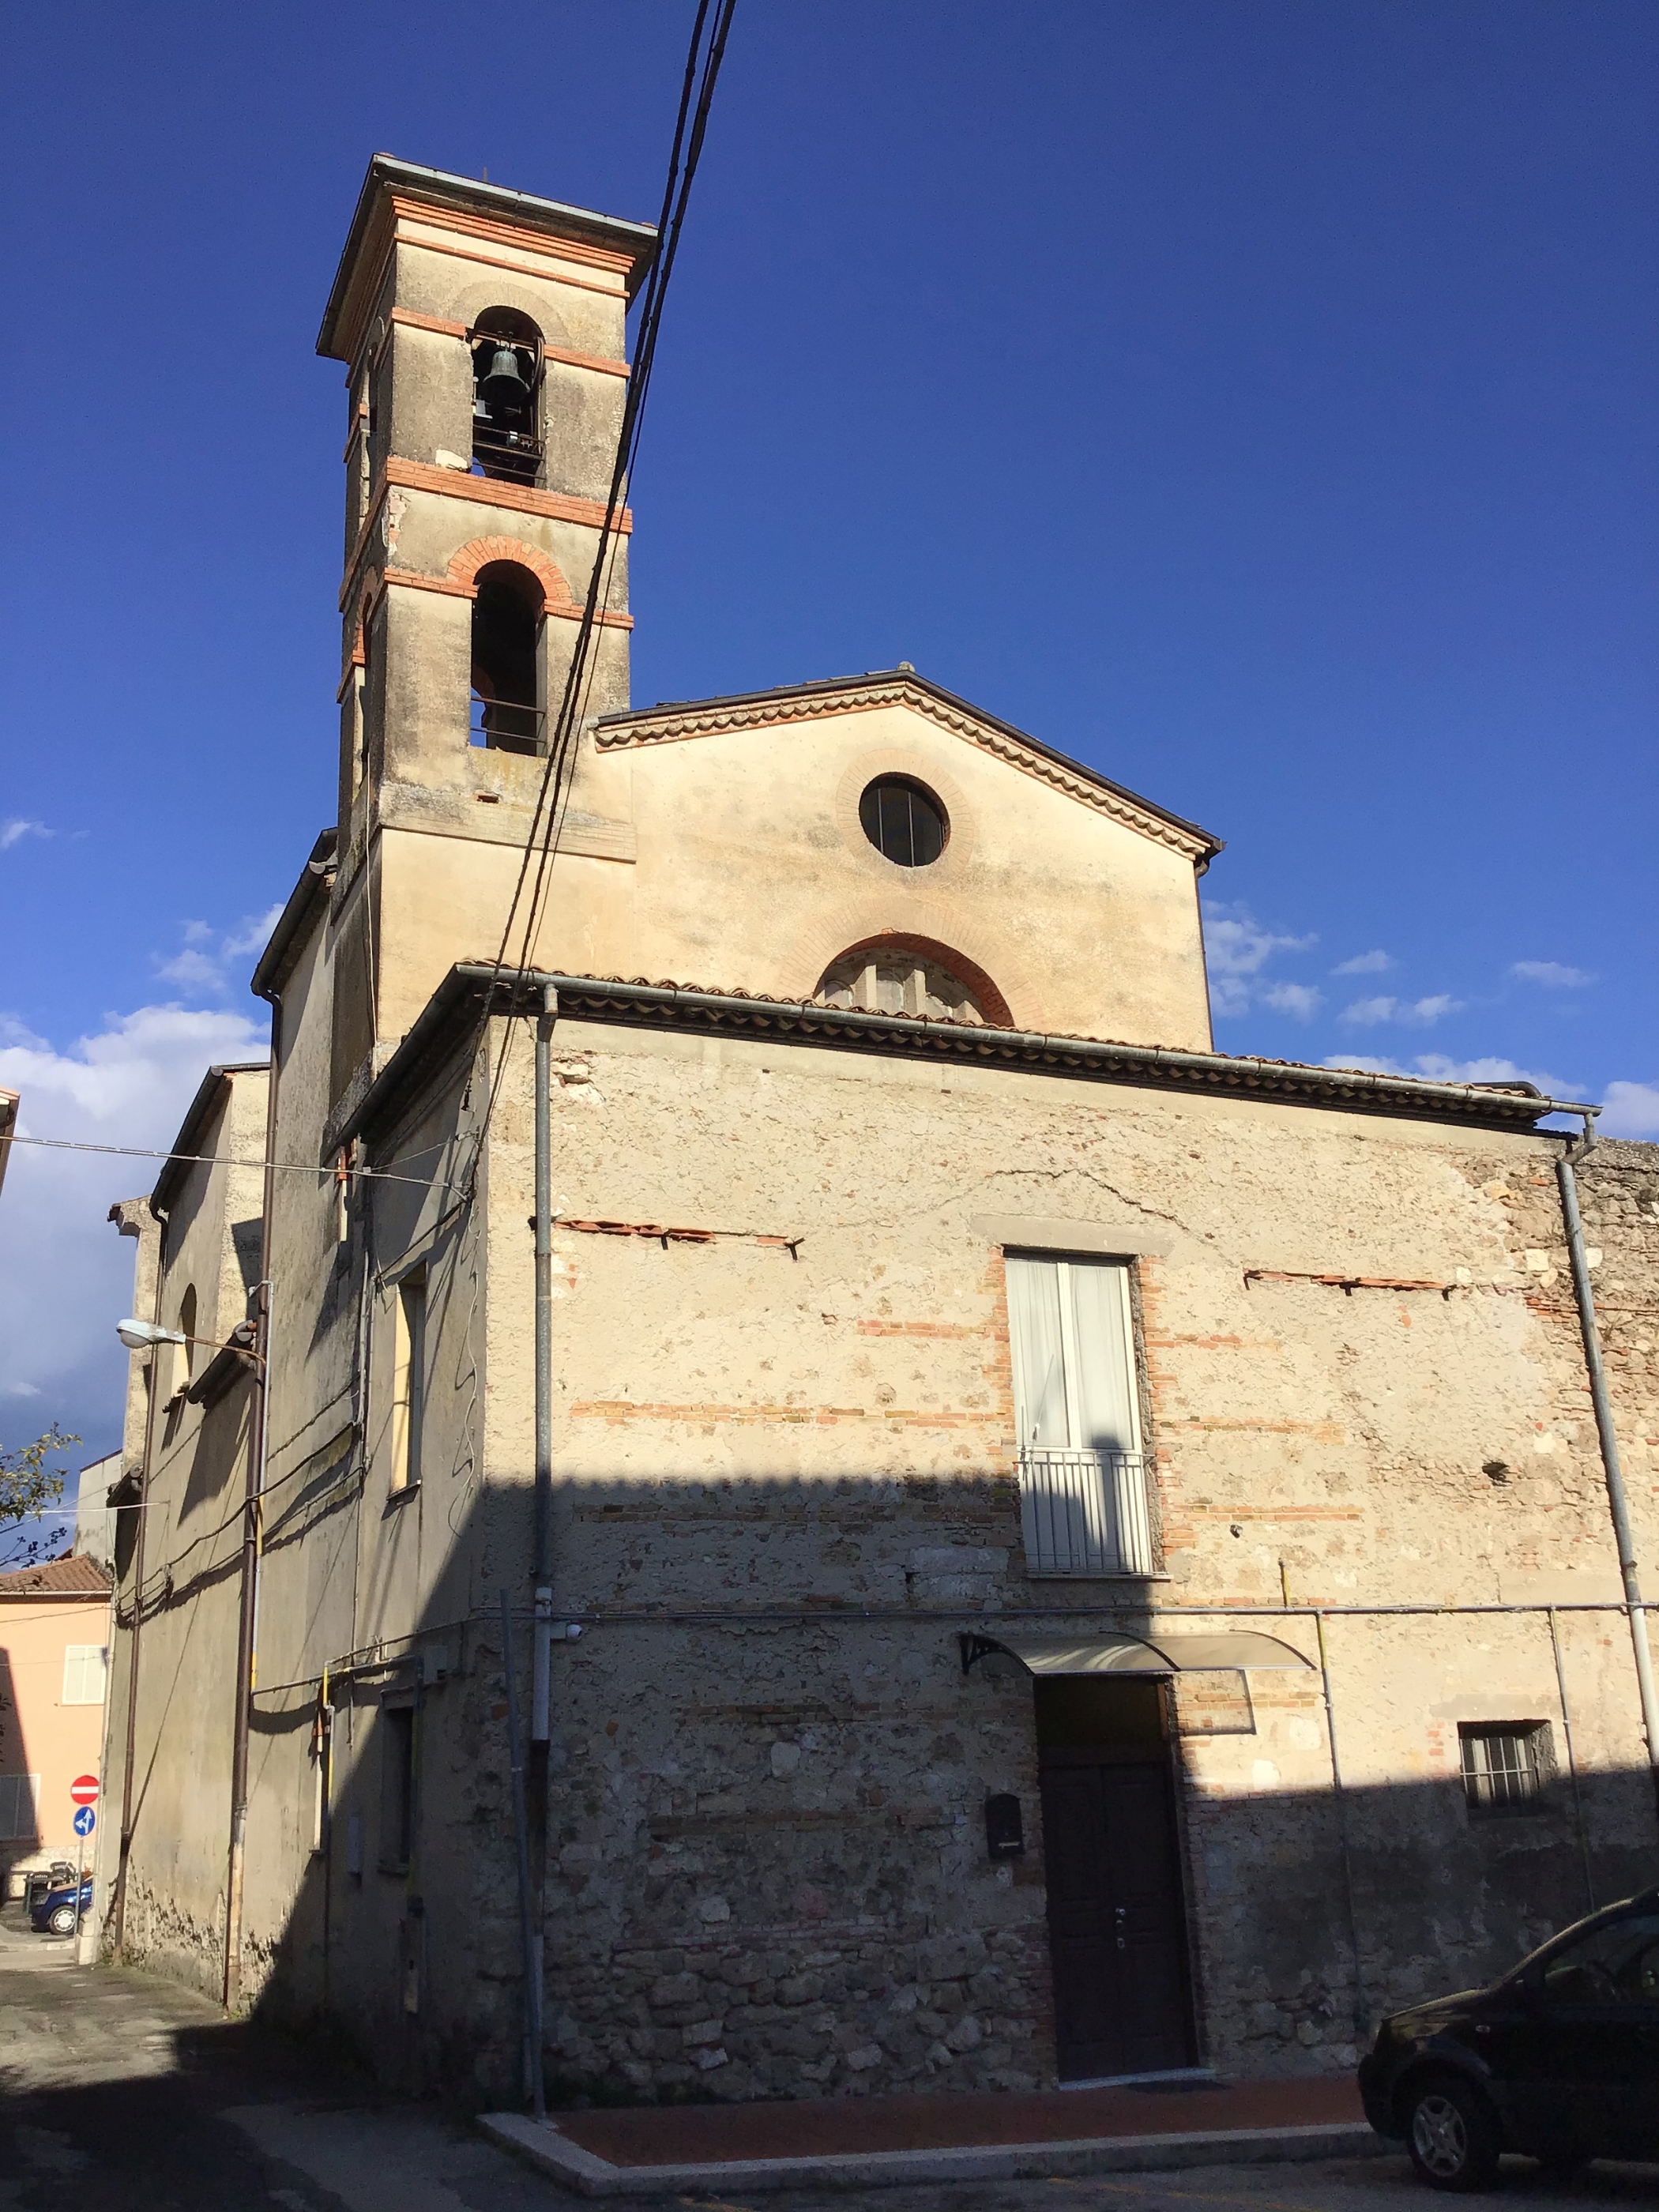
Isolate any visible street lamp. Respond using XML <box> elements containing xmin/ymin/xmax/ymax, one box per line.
<box><xmin>115</xmin><ymin>1318</ymin><xmax>258</xmax><ymax>1360</ymax></box>
<box><xmin>115</xmin><ymin>1318</ymin><xmax>184</xmax><ymax>1352</ymax></box>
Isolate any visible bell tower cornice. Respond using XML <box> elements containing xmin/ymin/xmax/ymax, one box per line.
<box><xmin>318</xmin><ymin>154</ymin><xmax>657</xmax><ymax>367</ymax></box>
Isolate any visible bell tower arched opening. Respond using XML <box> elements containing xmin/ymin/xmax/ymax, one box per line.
<box><xmin>469</xmin><ymin>307</ymin><xmax>544</xmax><ymax>486</ymax></box>
<box><xmin>469</xmin><ymin>562</ymin><xmax>545</xmax><ymax>755</ymax></box>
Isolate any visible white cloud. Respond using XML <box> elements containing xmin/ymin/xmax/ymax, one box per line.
<box><xmin>1202</xmin><ymin>901</ymin><xmax>1317</xmax><ymax>1018</ymax></box>
<box><xmin>1510</xmin><ymin>961</ymin><xmax>1597</xmax><ymax>990</ymax></box>
<box><xmin>151</xmin><ymin>904</ymin><xmax>284</xmax><ymax>995</ymax></box>
<box><xmin>222</xmin><ymin>905</ymin><xmax>284</xmax><ymax>961</ymax></box>
<box><xmin>0</xmin><ymin>1003</ymin><xmax>266</xmax><ymax>1464</ymax></box>
<box><xmin>1332</xmin><ymin>949</ymin><xmax>1394</xmax><ymax>976</ymax></box>
<box><xmin>1323</xmin><ymin>1051</ymin><xmax>1580</xmax><ymax>1097</ymax></box>
<box><xmin>1262</xmin><ymin>982</ymin><xmax>1322</xmax><ymax>1020</ymax></box>
<box><xmin>1339</xmin><ymin>993</ymin><xmax>1462</xmax><ymax>1029</ymax></box>
<box><xmin>156</xmin><ymin>947</ymin><xmax>228</xmax><ymax>989</ymax></box>
<box><xmin>1600</xmin><ymin>1082</ymin><xmax>1659</xmax><ymax>1138</ymax></box>
<box><xmin>1</xmin><ymin>818</ymin><xmax>51</xmax><ymax>852</ymax></box>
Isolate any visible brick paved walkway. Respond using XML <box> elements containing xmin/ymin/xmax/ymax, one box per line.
<box><xmin>555</xmin><ymin>2072</ymin><xmax>1365</xmax><ymax>2169</ymax></box>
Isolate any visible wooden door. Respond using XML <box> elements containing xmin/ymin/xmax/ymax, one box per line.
<box><xmin>1040</xmin><ymin>1758</ymin><xmax>1192</xmax><ymax>2080</ymax></box>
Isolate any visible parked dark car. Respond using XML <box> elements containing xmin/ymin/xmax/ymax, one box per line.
<box><xmin>1360</xmin><ymin>1888</ymin><xmax>1659</xmax><ymax>2189</ymax></box>
<box><xmin>28</xmin><ymin>1875</ymin><xmax>92</xmax><ymax>1936</ymax></box>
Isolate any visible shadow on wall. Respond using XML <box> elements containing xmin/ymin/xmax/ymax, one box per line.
<box><xmin>121</xmin><ymin>1462</ymin><xmax>1659</xmax><ymax>2110</ymax></box>
<box><xmin>0</xmin><ymin>1646</ymin><xmax>40</xmax><ymax>1886</ymax></box>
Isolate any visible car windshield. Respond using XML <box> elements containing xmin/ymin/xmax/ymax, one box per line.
<box><xmin>1505</xmin><ymin>1903</ymin><xmax>1659</xmax><ymax>2000</ymax></box>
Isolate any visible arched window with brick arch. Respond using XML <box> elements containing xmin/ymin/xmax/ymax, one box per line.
<box><xmin>469</xmin><ymin>561</ymin><xmax>546</xmax><ymax>755</ymax></box>
<box><xmin>811</xmin><ymin>935</ymin><xmax>1011</xmax><ymax>1028</ymax></box>
<box><xmin>469</xmin><ymin>307</ymin><xmax>543</xmax><ymax>486</ymax></box>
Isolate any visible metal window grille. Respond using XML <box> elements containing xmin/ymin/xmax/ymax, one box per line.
<box><xmin>1018</xmin><ymin>1446</ymin><xmax>1153</xmax><ymax>1576</ymax></box>
<box><xmin>1460</xmin><ymin>1725</ymin><xmax>1544</xmax><ymax>1813</ymax></box>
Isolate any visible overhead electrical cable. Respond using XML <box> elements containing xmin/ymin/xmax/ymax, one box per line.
<box><xmin>457</xmin><ymin>0</ymin><xmax>739</xmax><ymax>1183</ymax></box>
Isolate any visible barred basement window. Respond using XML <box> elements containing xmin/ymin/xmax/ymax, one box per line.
<box><xmin>1460</xmin><ymin>1721</ymin><xmax>1552</xmax><ymax>1815</ymax></box>
<box><xmin>0</xmin><ymin>1773</ymin><xmax>40</xmax><ymax>1841</ymax></box>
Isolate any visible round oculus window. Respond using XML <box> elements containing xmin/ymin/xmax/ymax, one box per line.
<box><xmin>859</xmin><ymin>777</ymin><xmax>947</xmax><ymax>867</ymax></box>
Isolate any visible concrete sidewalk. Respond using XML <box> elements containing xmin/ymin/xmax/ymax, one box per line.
<box><xmin>482</xmin><ymin>2072</ymin><xmax>1382</xmax><ymax>2197</ymax></box>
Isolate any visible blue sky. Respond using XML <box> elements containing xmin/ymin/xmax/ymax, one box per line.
<box><xmin>2</xmin><ymin>1</ymin><xmax>1655</xmax><ymax>1491</ymax></box>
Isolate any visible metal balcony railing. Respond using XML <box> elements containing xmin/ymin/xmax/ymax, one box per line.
<box><xmin>468</xmin><ymin>697</ymin><xmax>543</xmax><ymax>756</ymax></box>
<box><xmin>1018</xmin><ymin>1446</ymin><xmax>1153</xmax><ymax>1577</ymax></box>
<box><xmin>471</xmin><ymin>416</ymin><xmax>544</xmax><ymax>487</ymax></box>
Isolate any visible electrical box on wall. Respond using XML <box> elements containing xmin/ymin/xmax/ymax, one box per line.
<box><xmin>985</xmin><ymin>1792</ymin><xmax>1025</xmax><ymax>1858</ymax></box>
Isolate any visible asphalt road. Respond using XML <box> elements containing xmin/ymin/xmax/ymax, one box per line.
<box><xmin>2</xmin><ymin>1909</ymin><xmax>1655</xmax><ymax>2212</ymax></box>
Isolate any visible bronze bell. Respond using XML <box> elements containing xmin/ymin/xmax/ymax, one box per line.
<box><xmin>478</xmin><ymin>344</ymin><xmax>530</xmax><ymax>411</ymax></box>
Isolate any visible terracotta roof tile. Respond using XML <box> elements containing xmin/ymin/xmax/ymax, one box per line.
<box><xmin>0</xmin><ymin>1555</ymin><xmax>113</xmax><ymax>1598</ymax></box>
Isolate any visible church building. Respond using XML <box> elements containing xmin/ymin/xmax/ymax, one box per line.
<box><xmin>98</xmin><ymin>156</ymin><xmax>1659</xmax><ymax>2108</ymax></box>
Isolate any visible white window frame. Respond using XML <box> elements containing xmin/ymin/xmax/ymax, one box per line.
<box><xmin>1006</xmin><ymin>1251</ymin><xmax>1153</xmax><ymax>1576</ymax></box>
<box><xmin>62</xmin><ymin>1643</ymin><xmax>108</xmax><ymax>1706</ymax></box>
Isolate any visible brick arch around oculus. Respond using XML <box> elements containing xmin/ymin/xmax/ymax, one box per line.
<box><xmin>446</xmin><ymin>536</ymin><xmax>572</xmax><ymax>608</ymax></box>
<box><xmin>804</xmin><ymin>924</ymin><xmax>1021</xmax><ymax>1033</ymax></box>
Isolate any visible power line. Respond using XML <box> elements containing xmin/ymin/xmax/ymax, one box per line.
<box><xmin>0</xmin><ymin>1133</ymin><xmax>451</xmax><ymax>1192</ymax></box>
<box><xmin>458</xmin><ymin>0</ymin><xmax>739</xmax><ymax>1182</ymax></box>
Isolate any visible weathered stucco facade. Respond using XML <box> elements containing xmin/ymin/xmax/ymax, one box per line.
<box><xmin>97</xmin><ymin>156</ymin><xmax>1659</xmax><ymax>2109</ymax></box>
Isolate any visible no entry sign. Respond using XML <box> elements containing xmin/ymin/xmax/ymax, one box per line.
<box><xmin>70</xmin><ymin>1774</ymin><xmax>99</xmax><ymax>1808</ymax></box>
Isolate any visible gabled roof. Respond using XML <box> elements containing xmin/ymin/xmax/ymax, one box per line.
<box><xmin>0</xmin><ymin>1556</ymin><xmax>111</xmax><ymax>1599</ymax></box>
<box><xmin>593</xmin><ymin>668</ymin><xmax>1224</xmax><ymax>865</ymax></box>
<box><xmin>251</xmin><ymin>828</ymin><xmax>337</xmax><ymax>1000</ymax></box>
<box><xmin>151</xmin><ymin>1063</ymin><xmax>269</xmax><ymax>1221</ymax></box>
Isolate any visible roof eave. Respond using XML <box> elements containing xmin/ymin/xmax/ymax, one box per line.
<box><xmin>317</xmin><ymin>152</ymin><xmax>659</xmax><ymax>359</ymax></box>
<box><xmin>340</xmin><ymin>965</ymin><xmax>1590</xmax><ymax>1164</ymax></box>
<box><xmin>151</xmin><ymin>1062</ymin><xmax>270</xmax><ymax>1221</ymax></box>
<box><xmin>252</xmin><ymin>829</ymin><xmax>337</xmax><ymax>1000</ymax></box>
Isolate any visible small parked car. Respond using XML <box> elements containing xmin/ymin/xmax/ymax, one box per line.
<box><xmin>28</xmin><ymin>1875</ymin><xmax>92</xmax><ymax>1937</ymax></box>
<box><xmin>1359</xmin><ymin>1887</ymin><xmax>1659</xmax><ymax>2189</ymax></box>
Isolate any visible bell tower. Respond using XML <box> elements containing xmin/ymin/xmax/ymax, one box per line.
<box><xmin>316</xmin><ymin>156</ymin><xmax>656</xmax><ymax>1111</ymax></box>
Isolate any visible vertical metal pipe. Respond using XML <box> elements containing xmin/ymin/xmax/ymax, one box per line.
<box><xmin>1315</xmin><ymin>1609</ymin><xmax>1367</xmax><ymax>2044</ymax></box>
<box><xmin>501</xmin><ymin>1589</ymin><xmax>545</xmax><ymax>2119</ymax></box>
<box><xmin>224</xmin><ymin>993</ymin><xmax>281</xmax><ymax>2008</ymax></box>
<box><xmin>532</xmin><ymin>984</ymin><xmax>558</xmax><ymax>1741</ymax></box>
<box><xmin>1556</xmin><ymin>1145</ymin><xmax>1659</xmax><ymax>1823</ymax></box>
<box><xmin>112</xmin><ymin>1222</ymin><xmax>167</xmax><ymax>1954</ymax></box>
<box><xmin>1547</xmin><ymin>1606</ymin><xmax>1596</xmax><ymax>1913</ymax></box>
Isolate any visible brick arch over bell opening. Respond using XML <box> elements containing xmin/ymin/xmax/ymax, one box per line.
<box><xmin>446</xmin><ymin>535</ymin><xmax>571</xmax><ymax>607</ymax></box>
<box><xmin>814</xmin><ymin>933</ymin><xmax>1015</xmax><ymax>1031</ymax></box>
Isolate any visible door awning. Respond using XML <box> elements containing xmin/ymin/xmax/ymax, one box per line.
<box><xmin>959</xmin><ymin>1629</ymin><xmax>1314</xmax><ymax>1676</ymax></box>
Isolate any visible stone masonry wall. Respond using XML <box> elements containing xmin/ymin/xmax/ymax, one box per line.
<box><xmin>452</xmin><ymin>1025</ymin><xmax>1659</xmax><ymax>2102</ymax></box>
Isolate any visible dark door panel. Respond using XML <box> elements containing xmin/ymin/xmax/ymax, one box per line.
<box><xmin>1040</xmin><ymin>1758</ymin><xmax>1193</xmax><ymax>2081</ymax></box>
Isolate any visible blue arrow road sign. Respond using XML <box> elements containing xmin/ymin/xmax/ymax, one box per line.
<box><xmin>73</xmin><ymin>1806</ymin><xmax>95</xmax><ymax>1838</ymax></box>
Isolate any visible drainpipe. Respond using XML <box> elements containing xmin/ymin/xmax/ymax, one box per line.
<box><xmin>111</xmin><ymin>1220</ymin><xmax>167</xmax><ymax>1955</ymax></box>
<box><xmin>525</xmin><ymin>984</ymin><xmax>558</xmax><ymax>2110</ymax></box>
<box><xmin>1556</xmin><ymin>1121</ymin><xmax>1659</xmax><ymax>1826</ymax></box>
<box><xmin>224</xmin><ymin>990</ymin><xmax>280</xmax><ymax>2008</ymax></box>
<box><xmin>532</xmin><ymin>984</ymin><xmax>558</xmax><ymax>1740</ymax></box>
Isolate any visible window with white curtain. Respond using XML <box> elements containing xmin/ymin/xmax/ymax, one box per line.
<box><xmin>1005</xmin><ymin>1253</ymin><xmax>1153</xmax><ymax>1575</ymax></box>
